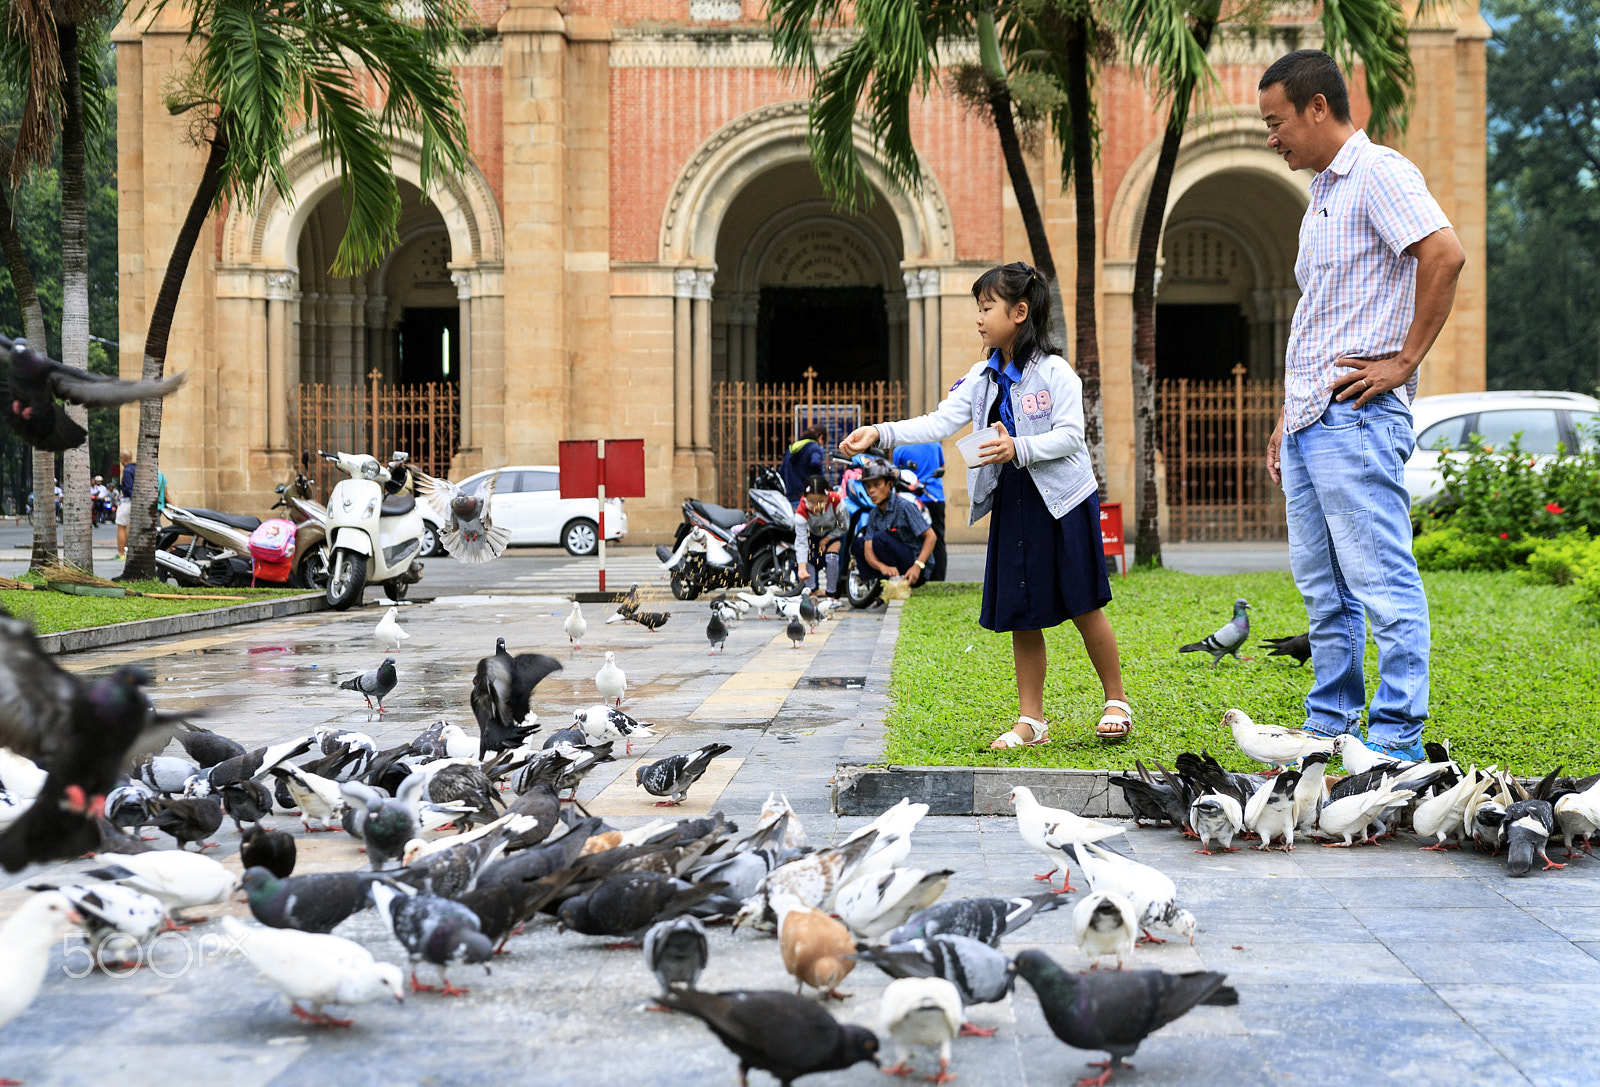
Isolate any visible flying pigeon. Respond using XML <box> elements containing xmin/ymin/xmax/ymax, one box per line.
<box><xmin>636</xmin><ymin>744</ymin><xmax>734</xmax><ymax>806</ymax></box>
<box><xmin>1009</xmin><ymin>785</ymin><xmax>1126</xmax><ymax>892</ymax></box>
<box><xmin>1178</xmin><ymin>598</ymin><xmax>1251</xmax><ymax>665</ymax></box>
<box><xmin>415</xmin><ymin>470</ymin><xmax>511</xmax><ymax>564</ymax></box>
<box><xmin>1224</xmin><ymin>708</ymin><xmax>1335</xmax><ymax>770</ymax></box>
<box><xmin>1073</xmin><ymin>891</ymin><xmax>1138</xmax><ymax>970</ymax></box>
<box><xmin>340</xmin><ymin>658</ymin><xmax>398</xmax><ymax>713</ymax></box>
<box><xmin>886</xmin><ymin>892</ymin><xmax>1064</xmax><ymax>949</ymax></box>
<box><xmin>657</xmin><ymin>989</ymin><xmax>880</xmax><ymax>1086</ymax></box>
<box><xmin>564</xmin><ymin>600</ymin><xmax>587</xmax><ymax>649</ymax></box>
<box><xmin>1243</xmin><ymin>770</ymin><xmax>1303</xmax><ymax>852</ymax></box>
<box><xmin>375</xmin><ymin>608</ymin><xmax>409</xmax><ymax>651</ymax></box>
<box><xmin>1049</xmin><ymin>840</ymin><xmax>1196</xmax><ymax>945</ymax></box>
<box><xmin>596</xmin><ymin>651</ymin><xmax>627</xmax><ymax>706</ymax></box>
<box><xmin>240</xmin><ymin>824</ymin><xmax>297</xmax><ymax>879</ymax></box>
<box><xmin>29</xmin><ymin>882</ymin><xmax>164</xmax><ymax>968</ymax></box>
<box><xmin>0</xmin><ymin>891</ymin><xmax>80</xmax><ymax>1034</ymax></box>
<box><xmin>83</xmin><ymin>850</ymin><xmax>236</xmax><ymax>926</ymax></box>
<box><xmin>1259</xmin><ymin>632</ymin><xmax>1311</xmax><ymax>665</ymax></box>
<box><xmin>471</xmin><ymin>639</ymin><xmax>562</xmax><ymax>758</ymax></box>
<box><xmin>835</xmin><ymin>867</ymin><xmax>953</xmax><ymax>943</ymax></box>
<box><xmin>221</xmin><ymin>916</ymin><xmax>404</xmax><ymax>1027</ymax></box>
<box><xmin>772</xmin><ymin>893</ymin><xmax>857</xmax><ymax>999</ymax></box>
<box><xmin>1011</xmin><ymin>949</ymin><xmax>1238</xmax><ymax>1086</ymax></box>
<box><xmin>574</xmin><ymin>704</ymin><xmax>654</xmax><ymax>755</ymax></box>
<box><xmin>1504</xmin><ymin>798</ymin><xmax>1563</xmax><ymax>876</ymax></box>
<box><xmin>854</xmin><ymin>934</ymin><xmax>1012</xmax><ymax>1037</ymax></box>
<box><xmin>1</xmin><ymin>335</ymin><xmax>186</xmax><ymax>451</ymax></box>
<box><xmin>368</xmin><ymin>881</ymin><xmax>493</xmax><ymax>995</ymax></box>
<box><xmin>707</xmin><ymin>607</ymin><xmax>729</xmax><ymax>655</ymax></box>
<box><xmin>880</xmin><ymin>977</ymin><xmax>962</xmax><ymax>1084</ymax></box>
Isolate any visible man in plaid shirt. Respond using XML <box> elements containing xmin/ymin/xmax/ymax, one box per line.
<box><xmin>1259</xmin><ymin>50</ymin><xmax>1466</xmax><ymax>761</ymax></box>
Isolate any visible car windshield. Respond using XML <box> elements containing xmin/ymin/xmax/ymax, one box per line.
<box><xmin>1470</xmin><ymin>409</ymin><xmax>1563</xmax><ymax>454</ymax></box>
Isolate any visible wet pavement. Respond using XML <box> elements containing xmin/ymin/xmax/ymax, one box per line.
<box><xmin>1</xmin><ymin>580</ymin><xmax>1592</xmax><ymax>1087</ymax></box>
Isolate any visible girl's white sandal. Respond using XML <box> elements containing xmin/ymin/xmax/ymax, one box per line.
<box><xmin>1096</xmin><ymin>699</ymin><xmax>1133</xmax><ymax>744</ymax></box>
<box><xmin>991</xmin><ymin>715</ymin><xmax>1051</xmax><ymax>749</ymax></box>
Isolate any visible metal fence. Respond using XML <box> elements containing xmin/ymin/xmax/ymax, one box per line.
<box><xmin>294</xmin><ymin>370</ymin><xmax>460</xmax><ymax>496</ymax></box>
<box><xmin>1157</xmin><ymin>364</ymin><xmax>1286</xmax><ymax>542</ymax></box>
<box><xmin>712</xmin><ymin>369</ymin><xmax>905</xmax><ymax>506</ymax></box>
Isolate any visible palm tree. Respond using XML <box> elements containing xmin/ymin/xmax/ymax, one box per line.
<box><xmin>1120</xmin><ymin>0</ymin><xmax>1428</xmax><ymax>566</ymax></box>
<box><xmin>0</xmin><ymin>157</ymin><xmax>57</xmax><ymax>569</ymax></box>
<box><xmin>768</xmin><ymin>0</ymin><xmax>1109</xmax><ymax>490</ymax></box>
<box><xmin>120</xmin><ymin>0</ymin><xmax>474</xmax><ymax>580</ymax></box>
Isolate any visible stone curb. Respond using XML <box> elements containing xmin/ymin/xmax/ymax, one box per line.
<box><xmin>834</xmin><ymin>764</ymin><xmax>1135</xmax><ymax>817</ymax></box>
<box><xmin>39</xmin><ymin>592</ymin><xmax>328</xmax><ymax>654</ymax></box>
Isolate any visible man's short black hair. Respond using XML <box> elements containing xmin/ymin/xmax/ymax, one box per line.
<box><xmin>1259</xmin><ymin>49</ymin><xmax>1350</xmax><ymax>123</ymax></box>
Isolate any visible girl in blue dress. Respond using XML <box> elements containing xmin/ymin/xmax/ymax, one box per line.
<box><xmin>840</xmin><ymin>262</ymin><xmax>1131</xmax><ymax>746</ymax></box>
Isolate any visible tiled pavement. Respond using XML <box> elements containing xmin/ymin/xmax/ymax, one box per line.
<box><xmin>1</xmin><ymin>589</ymin><xmax>1596</xmax><ymax>1087</ymax></box>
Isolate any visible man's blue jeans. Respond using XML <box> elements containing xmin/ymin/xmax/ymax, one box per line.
<box><xmin>1281</xmin><ymin>393</ymin><xmax>1429</xmax><ymax>748</ymax></box>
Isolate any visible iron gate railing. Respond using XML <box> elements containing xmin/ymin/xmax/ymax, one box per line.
<box><xmin>1157</xmin><ymin>364</ymin><xmax>1286</xmax><ymax>542</ymax></box>
<box><xmin>294</xmin><ymin>369</ymin><xmax>459</xmax><ymax>497</ymax></box>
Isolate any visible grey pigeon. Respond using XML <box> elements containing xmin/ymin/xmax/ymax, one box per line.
<box><xmin>541</xmin><ymin>725</ymin><xmax>588</xmax><ymax>749</ymax></box>
<box><xmin>798</xmin><ymin>593</ymin><xmax>818</xmax><ymax>630</ymax></box>
<box><xmin>687</xmin><ymin>849</ymin><xmax>776</xmax><ymax>904</ymax></box>
<box><xmin>1259</xmin><ymin>632</ymin><xmax>1311</xmax><ymax>666</ymax></box>
<box><xmin>342</xmin><ymin>772</ymin><xmax>425</xmax><ymax>870</ymax></box>
<box><xmin>1011</xmin><ymin>949</ymin><xmax>1238</xmax><ymax>1084</ymax></box>
<box><xmin>369</xmin><ymin>881</ymin><xmax>494</xmax><ymax>995</ymax></box>
<box><xmin>886</xmin><ymin>893</ymin><xmax>1064</xmax><ymax>949</ymax></box>
<box><xmin>1179</xmin><ymin>599</ymin><xmax>1250</xmax><ymax>665</ymax></box>
<box><xmin>392</xmin><ymin>814</ymin><xmax>535</xmax><ymax>898</ymax></box>
<box><xmin>512</xmin><ymin>742</ymin><xmax>615</xmax><ymax>802</ymax></box>
<box><xmin>636</xmin><ymin>743</ymin><xmax>734</xmax><ymax>806</ymax></box>
<box><xmin>428</xmin><ymin>762</ymin><xmax>501</xmax><ymax>829</ymax></box>
<box><xmin>786</xmin><ymin>616</ymin><xmax>806</xmax><ymax>648</ymax></box>
<box><xmin>643</xmin><ymin>915</ymin><xmax>709</xmax><ymax>994</ymax></box>
<box><xmin>340</xmin><ymin>658</ymin><xmax>398</xmax><ymax>712</ymax></box>
<box><xmin>416</xmin><ymin>470</ymin><xmax>512</xmax><ymax>564</ymax></box>
<box><xmin>1505</xmin><ymin>798</ymin><xmax>1563</xmax><ymax>876</ymax></box>
<box><xmin>556</xmin><ymin>871</ymin><xmax>726</xmax><ymax>943</ymax></box>
<box><xmin>855</xmin><ymin>934</ymin><xmax>1014</xmax><ymax>1010</ymax></box>
<box><xmin>174</xmin><ymin>723</ymin><xmax>245</xmax><ymax>769</ymax></box>
<box><xmin>706</xmin><ymin>609</ymin><xmax>729</xmax><ymax>654</ymax></box>
<box><xmin>657</xmin><ymin>989</ymin><xmax>880</xmax><ymax>1085</ymax></box>
<box><xmin>241</xmin><ymin>867</ymin><xmax>380</xmax><ymax>933</ymax></box>
<box><xmin>471</xmin><ymin>639</ymin><xmax>562</xmax><ymax>757</ymax></box>
<box><xmin>136</xmin><ymin>755</ymin><xmax>200</xmax><ymax>795</ymax></box>
<box><xmin>0</xmin><ymin>334</ymin><xmax>185</xmax><ymax>451</ymax></box>
<box><xmin>104</xmin><ymin>782</ymin><xmax>157</xmax><ymax>831</ymax></box>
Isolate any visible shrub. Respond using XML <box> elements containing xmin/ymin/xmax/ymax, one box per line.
<box><xmin>1413</xmin><ymin>526</ymin><xmax>1537</xmax><ymax>572</ymax></box>
<box><xmin>1524</xmin><ymin>531</ymin><xmax>1600</xmax><ymax>586</ymax></box>
<box><xmin>1424</xmin><ymin>432</ymin><xmax>1600</xmax><ymax>539</ymax></box>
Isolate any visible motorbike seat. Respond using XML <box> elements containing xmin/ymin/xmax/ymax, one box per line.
<box><xmin>381</xmin><ymin>494</ymin><xmax>416</xmax><ymax>517</ymax></box>
<box><xmin>187</xmin><ymin>508</ymin><xmax>261</xmax><ymax>533</ymax></box>
<box><xmin>688</xmin><ymin>499</ymin><xmax>746</xmax><ymax>531</ymax></box>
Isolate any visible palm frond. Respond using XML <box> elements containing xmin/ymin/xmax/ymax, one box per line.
<box><xmin>1318</xmin><ymin>0</ymin><xmax>1415</xmax><ymax>139</ymax></box>
<box><xmin>1116</xmin><ymin>0</ymin><xmax>1222</xmax><ymax>113</ymax></box>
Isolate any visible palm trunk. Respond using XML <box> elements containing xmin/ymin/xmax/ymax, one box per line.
<box><xmin>988</xmin><ymin>86</ymin><xmax>1067</xmax><ymax>347</ymax></box>
<box><xmin>1131</xmin><ymin>11</ymin><xmax>1218</xmax><ymax>567</ymax></box>
<box><xmin>122</xmin><ymin>119</ymin><xmax>230</xmax><ymax>581</ymax></box>
<box><xmin>0</xmin><ymin>169</ymin><xmax>58</xmax><ymax>567</ymax></box>
<box><xmin>57</xmin><ymin>19</ymin><xmax>93</xmax><ymax>573</ymax></box>
<box><xmin>1063</xmin><ymin>18</ymin><xmax>1106</xmax><ymax>496</ymax></box>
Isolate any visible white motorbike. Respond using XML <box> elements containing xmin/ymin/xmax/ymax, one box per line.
<box><xmin>319</xmin><ymin>449</ymin><xmax>427</xmax><ymax>609</ymax></box>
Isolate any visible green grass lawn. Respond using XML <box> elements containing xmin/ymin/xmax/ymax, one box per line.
<box><xmin>884</xmin><ymin>570</ymin><xmax>1600</xmax><ymax>776</ymax></box>
<box><xmin>0</xmin><ymin>581</ymin><xmax>310</xmax><ymax>635</ymax></box>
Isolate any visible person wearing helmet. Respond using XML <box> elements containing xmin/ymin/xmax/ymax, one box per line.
<box><xmin>856</xmin><ymin>460</ymin><xmax>935</xmax><ymax>586</ymax></box>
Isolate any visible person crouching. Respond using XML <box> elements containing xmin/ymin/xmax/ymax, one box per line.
<box><xmin>855</xmin><ymin>461</ymin><xmax>935</xmax><ymax>590</ymax></box>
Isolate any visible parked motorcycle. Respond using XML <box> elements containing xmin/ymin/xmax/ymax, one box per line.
<box><xmin>657</xmin><ymin>467</ymin><xmax>800</xmax><ymax>600</ymax></box>
<box><xmin>156</xmin><ymin>460</ymin><xmax>329</xmax><ymax>589</ymax></box>
<box><xmin>320</xmin><ymin>449</ymin><xmax>426</xmax><ymax>609</ymax></box>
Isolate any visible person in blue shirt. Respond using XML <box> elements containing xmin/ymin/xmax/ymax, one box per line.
<box><xmin>892</xmin><ymin>442</ymin><xmax>946</xmax><ymax>582</ymax></box>
<box><xmin>779</xmin><ymin>425</ymin><xmax>829</xmax><ymax>505</ymax></box>
<box><xmin>855</xmin><ymin>461</ymin><xmax>935</xmax><ymax>584</ymax></box>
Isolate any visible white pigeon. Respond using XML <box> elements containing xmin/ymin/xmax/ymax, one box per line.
<box><xmin>834</xmin><ymin>867</ymin><xmax>953</xmax><ymax>942</ymax></box>
<box><xmin>1224</xmin><ymin>708</ymin><xmax>1335</xmax><ymax>769</ymax></box>
<box><xmin>0</xmin><ymin>747</ymin><xmax>47</xmax><ymax>800</ymax></box>
<box><xmin>1293</xmin><ymin>754</ymin><xmax>1331</xmax><ymax>834</ymax></box>
<box><xmin>1072</xmin><ymin>890</ymin><xmax>1138</xmax><ymax>969</ymax></box>
<box><xmin>375</xmin><ymin>607</ymin><xmax>409</xmax><ymax>651</ymax></box>
<box><xmin>439</xmin><ymin>723</ymin><xmax>478</xmax><ymax>760</ymax></box>
<box><xmin>1316</xmin><ymin>774</ymin><xmax>1407</xmax><ymax>846</ymax></box>
<box><xmin>1243</xmin><ymin>773</ymin><xmax>1300</xmax><ymax>852</ymax></box>
<box><xmin>564</xmin><ymin>601</ymin><xmax>587</xmax><ymax>648</ymax></box>
<box><xmin>1056</xmin><ymin>840</ymin><xmax>1197</xmax><ymax>945</ymax></box>
<box><xmin>1554</xmin><ymin>778</ymin><xmax>1600</xmax><ymax>857</ymax></box>
<box><xmin>753</xmin><ymin>792</ymin><xmax>808</xmax><ymax>852</ymax></box>
<box><xmin>573</xmin><ymin>704</ymin><xmax>656</xmax><ymax>755</ymax></box>
<box><xmin>401</xmin><ymin>812</ymin><xmax>536</xmax><ymax>863</ymax></box>
<box><xmin>776</xmin><ymin>596</ymin><xmax>802</xmax><ymax>620</ymax></box>
<box><xmin>84</xmin><ymin>851</ymin><xmax>237</xmax><ymax>924</ymax></box>
<box><xmin>1009</xmin><ymin>785</ymin><xmax>1126</xmax><ymax>892</ymax></box>
<box><xmin>1412</xmin><ymin>767</ymin><xmax>1478</xmax><ymax>851</ymax></box>
<box><xmin>1333</xmin><ymin>734</ymin><xmax>1411</xmax><ymax>775</ymax></box>
<box><xmin>880</xmin><ymin>977</ymin><xmax>963</xmax><ymax>1083</ymax></box>
<box><xmin>47</xmin><ymin>883</ymin><xmax>166</xmax><ymax>966</ymax></box>
<box><xmin>595</xmin><ymin>651</ymin><xmax>627</xmax><ymax>706</ymax></box>
<box><xmin>0</xmin><ymin>892</ymin><xmax>80</xmax><ymax>1032</ymax></box>
<box><xmin>844</xmin><ymin>798</ymin><xmax>930</xmax><ymax>878</ymax></box>
<box><xmin>736</xmin><ymin>588</ymin><xmax>777</xmax><ymax>618</ymax></box>
<box><xmin>419</xmin><ymin>800</ymin><xmax>479</xmax><ymax>834</ymax></box>
<box><xmin>273</xmin><ymin>764</ymin><xmax>346</xmax><ymax>832</ymax></box>
<box><xmin>222</xmin><ymin>917</ymin><xmax>404</xmax><ymax>1027</ymax></box>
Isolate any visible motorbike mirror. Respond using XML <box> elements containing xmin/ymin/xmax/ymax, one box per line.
<box><xmin>274</xmin><ymin>483</ymin><xmax>287</xmax><ymax>493</ymax></box>
<box><xmin>390</xmin><ymin>451</ymin><xmax>409</xmax><ymax>463</ymax></box>
<box><xmin>301</xmin><ymin>449</ymin><xmax>311</xmax><ymax>468</ymax></box>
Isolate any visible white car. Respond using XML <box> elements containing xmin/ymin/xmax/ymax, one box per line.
<box><xmin>419</xmin><ymin>465</ymin><xmax>627</xmax><ymax>557</ymax></box>
<box><xmin>1405</xmin><ymin>390</ymin><xmax>1600</xmax><ymax>502</ymax></box>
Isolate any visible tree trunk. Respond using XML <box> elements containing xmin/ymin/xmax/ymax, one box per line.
<box><xmin>987</xmin><ymin>85</ymin><xmax>1068</xmax><ymax>359</ymax></box>
<box><xmin>57</xmin><ymin>19</ymin><xmax>93</xmax><ymax>572</ymax></box>
<box><xmin>122</xmin><ymin>120</ymin><xmax>231</xmax><ymax>581</ymax></box>
<box><xmin>1063</xmin><ymin>19</ymin><xmax>1106</xmax><ymax>497</ymax></box>
<box><xmin>1131</xmin><ymin>13</ymin><xmax>1218</xmax><ymax>567</ymax></box>
<box><xmin>0</xmin><ymin>171</ymin><xmax>58</xmax><ymax>567</ymax></box>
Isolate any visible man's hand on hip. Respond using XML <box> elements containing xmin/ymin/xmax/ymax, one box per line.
<box><xmin>1330</xmin><ymin>353</ymin><xmax>1411</xmax><ymax>408</ymax></box>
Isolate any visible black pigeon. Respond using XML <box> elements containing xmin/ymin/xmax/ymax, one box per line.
<box><xmin>145</xmin><ymin>796</ymin><xmax>223</xmax><ymax>851</ymax></box>
<box><xmin>512</xmin><ymin>742</ymin><xmax>615</xmax><ymax>802</ymax></box>
<box><xmin>0</xmin><ymin>334</ymin><xmax>185</xmax><ymax>451</ymax></box>
<box><xmin>1259</xmin><ymin>632</ymin><xmax>1311</xmax><ymax>666</ymax></box>
<box><xmin>471</xmin><ymin>639</ymin><xmax>562</xmax><ymax>757</ymax></box>
<box><xmin>241</xmin><ymin>867</ymin><xmax>380</xmax><ymax>933</ymax></box>
<box><xmin>643</xmin><ymin>914</ymin><xmax>709</xmax><ymax>994</ymax></box>
<box><xmin>658</xmin><ymin>989</ymin><xmax>879</xmax><ymax>1087</ymax></box>
<box><xmin>174</xmin><ymin>723</ymin><xmax>245</xmax><ymax>769</ymax></box>
<box><xmin>340</xmin><ymin>658</ymin><xmax>398</xmax><ymax>712</ymax></box>
<box><xmin>1111</xmin><ymin>761</ymin><xmax>1190</xmax><ymax>828</ymax></box>
<box><xmin>206</xmin><ymin>737</ymin><xmax>315</xmax><ymax>792</ymax></box>
<box><xmin>635</xmin><ymin>743</ymin><xmax>734</xmax><ymax>806</ymax></box>
<box><xmin>885</xmin><ymin>892</ymin><xmax>1064</xmax><ymax>949</ymax></box>
<box><xmin>474</xmin><ymin>816</ymin><xmax>605</xmax><ymax>895</ymax></box>
<box><xmin>428</xmin><ymin>762</ymin><xmax>501</xmax><ymax>829</ymax></box>
<box><xmin>93</xmin><ymin>814</ymin><xmax>155</xmax><ymax>856</ymax></box>
<box><xmin>556</xmin><ymin>870</ymin><xmax>725</xmax><ymax>943</ymax></box>
<box><xmin>0</xmin><ymin>620</ymin><xmax>177</xmax><ymax>871</ymax></box>
<box><xmin>1011</xmin><ymin>949</ymin><xmax>1237</xmax><ymax>1085</ymax></box>
<box><xmin>457</xmin><ymin>866</ymin><xmax>583</xmax><ymax>952</ymax></box>
<box><xmin>240</xmin><ymin>824</ymin><xmax>296</xmax><ymax>879</ymax></box>
<box><xmin>1505</xmin><ymin>798</ymin><xmax>1563</xmax><ymax>876</ymax></box>
<box><xmin>369</xmin><ymin>881</ymin><xmax>494</xmax><ymax>995</ymax></box>
<box><xmin>218</xmin><ymin>779</ymin><xmax>275</xmax><ymax>830</ymax></box>
<box><xmin>706</xmin><ymin>608</ymin><xmax>729</xmax><ymax>654</ymax></box>
<box><xmin>634</xmin><ymin>610</ymin><xmax>671</xmax><ymax>632</ymax></box>
<box><xmin>786</xmin><ymin>616</ymin><xmax>805</xmax><ymax>648</ymax></box>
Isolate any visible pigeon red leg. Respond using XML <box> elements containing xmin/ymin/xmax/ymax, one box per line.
<box><xmin>926</xmin><ymin>1056</ymin><xmax>956</xmax><ymax>1084</ymax></box>
<box><xmin>409</xmin><ymin>971</ymin><xmax>441</xmax><ymax>994</ymax></box>
<box><xmin>1137</xmin><ymin>929</ymin><xmax>1167</xmax><ymax>945</ymax></box>
<box><xmin>1076</xmin><ymin>1059</ymin><xmax>1130</xmax><ymax>1087</ymax></box>
<box><xmin>958</xmin><ymin>1022</ymin><xmax>996</xmax><ymax>1037</ymax></box>
<box><xmin>654</xmin><ymin>800</ymin><xmax>681</xmax><ymax>807</ymax></box>
<box><xmin>1542</xmin><ymin>854</ymin><xmax>1567</xmax><ymax>871</ymax></box>
<box><xmin>883</xmin><ymin>1063</ymin><xmax>915</xmax><ymax>1078</ymax></box>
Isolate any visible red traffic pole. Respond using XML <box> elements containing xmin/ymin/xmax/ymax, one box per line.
<box><xmin>597</xmin><ymin>438</ymin><xmax>606</xmax><ymax>593</ymax></box>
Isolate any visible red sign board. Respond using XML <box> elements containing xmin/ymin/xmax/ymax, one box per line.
<box><xmin>558</xmin><ymin>441</ymin><xmax>599</xmax><ymax>498</ymax></box>
<box><xmin>1100</xmin><ymin>502</ymin><xmax>1127</xmax><ymax>577</ymax></box>
<box><xmin>559</xmin><ymin>439</ymin><xmax>647</xmax><ymax>499</ymax></box>
<box><xmin>602</xmin><ymin>439</ymin><xmax>646</xmax><ymax>497</ymax></box>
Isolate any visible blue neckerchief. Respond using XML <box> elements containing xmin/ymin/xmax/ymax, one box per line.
<box><xmin>984</xmin><ymin>349</ymin><xmax>1025</xmax><ymax>435</ymax></box>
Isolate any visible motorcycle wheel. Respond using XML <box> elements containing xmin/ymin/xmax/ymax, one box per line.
<box><xmin>670</xmin><ymin>557</ymin><xmax>702</xmax><ymax>601</ymax></box>
<box><xmin>294</xmin><ymin>542</ymin><xmax>330</xmax><ymax>591</ymax></box>
<box><xmin>749</xmin><ymin>549</ymin><xmax>799</xmax><ymax>595</ymax></box>
<box><xmin>383</xmin><ymin>578</ymin><xmax>409</xmax><ymax>602</ymax></box>
<box><xmin>845</xmin><ymin>558</ymin><xmax>882</xmax><ymax>609</ymax></box>
<box><xmin>325</xmin><ymin>549</ymin><xmax>367</xmax><ymax>610</ymax></box>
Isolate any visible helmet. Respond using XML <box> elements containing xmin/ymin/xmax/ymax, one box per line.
<box><xmin>859</xmin><ymin>460</ymin><xmax>896</xmax><ymax>483</ymax></box>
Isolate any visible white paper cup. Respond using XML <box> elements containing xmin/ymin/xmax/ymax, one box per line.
<box><xmin>956</xmin><ymin>426</ymin><xmax>1000</xmax><ymax>468</ymax></box>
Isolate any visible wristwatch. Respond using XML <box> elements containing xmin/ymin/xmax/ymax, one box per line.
<box><xmin>914</xmin><ymin>560</ymin><xmax>926</xmax><ymax>570</ymax></box>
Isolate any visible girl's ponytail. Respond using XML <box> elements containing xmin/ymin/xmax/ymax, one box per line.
<box><xmin>971</xmin><ymin>261</ymin><xmax>1059</xmax><ymax>366</ymax></box>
